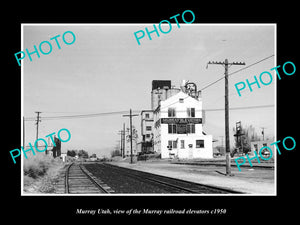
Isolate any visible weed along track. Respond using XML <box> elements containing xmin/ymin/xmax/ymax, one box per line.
<box><xmin>63</xmin><ymin>163</ymin><xmax>115</xmax><ymax>194</ymax></box>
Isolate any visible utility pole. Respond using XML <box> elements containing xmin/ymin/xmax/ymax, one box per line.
<box><xmin>23</xmin><ymin>116</ymin><xmax>25</xmax><ymax>148</ymax></box>
<box><xmin>35</xmin><ymin>111</ymin><xmax>41</xmax><ymax>148</ymax></box>
<box><xmin>118</xmin><ymin>128</ymin><xmax>125</xmax><ymax>157</ymax></box>
<box><xmin>207</xmin><ymin>59</ymin><xmax>245</xmax><ymax>176</ymax></box>
<box><xmin>261</xmin><ymin>127</ymin><xmax>266</xmax><ymax>141</ymax></box>
<box><xmin>123</xmin><ymin>123</ymin><xmax>125</xmax><ymax>158</ymax></box>
<box><xmin>117</xmin><ymin>130</ymin><xmax>123</xmax><ymax>156</ymax></box>
<box><xmin>123</xmin><ymin>109</ymin><xmax>138</xmax><ymax>164</ymax></box>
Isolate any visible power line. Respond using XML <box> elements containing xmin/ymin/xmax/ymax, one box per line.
<box><xmin>228</xmin><ymin>54</ymin><xmax>275</xmax><ymax>78</ymax></box>
<box><xmin>200</xmin><ymin>54</ymin><xmax>275</xmax><ymax>91</ymax></box>
<box><xmin>158</xmin><ymin>55</ymin><xmax>275</xmax><ymax>110</ymax></box>
<box><xmin>24</xmin><ymin>110</ymin><xmax>134</xmax><ymax>121</ymax></box>
<box><xmin>23</xmin><ymin>56</ymin><xmax>275</xmax><ymax>122</ymax></box>
<box><xmin>204</xmin><ymin>104</ymin><xmax>274</xmax><ymax>112</ymax></box>
<box><xmin>23</xmin><ymin>104</ymin><xmax>274</xmax><ymax>121</ymax></box>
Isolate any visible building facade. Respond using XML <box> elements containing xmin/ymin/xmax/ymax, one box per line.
<box><xmin>140</xmin><ymin>110</ymin><xmax>154</xmax><ymax>153</ymax></box>
<box><xmin>153</xmin><ymin>91</ymin><xmax>213</xmax><ymax>159</ymax></box>
<box><xmin>151</xmin><ymin>80</ymin><xmax>181</xmax><ymax>110</ymax></box>
<box><xmin>249</xmin><ymin>140</ymin><xmax>275</xmax><ymax>157</ymax></box>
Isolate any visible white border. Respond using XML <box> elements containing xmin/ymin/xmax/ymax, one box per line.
<box><xmin>21</xmin><ymin>23</ymin><xmax>277</xmax><ymax>197</ymax></box>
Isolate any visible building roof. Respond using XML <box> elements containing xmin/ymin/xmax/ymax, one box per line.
<box><xmin>152</xmin><ymin>80</ymin><xmax>171</xmax><ymax>90</ymax></box>
<box><xmin>160</xmin><ymin>91</ymin><xmax>200</xmax><ymax>105</ymax></box>
<box><xmin>141</xmin><ymin>110</ymin><xmax>154</xmax><ymax>114</ymax></box>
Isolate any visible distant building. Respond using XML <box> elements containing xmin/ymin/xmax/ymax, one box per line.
<box><xmin>151</xmin><ymin>80</ymin><xmax>180</xmax><ymax>110</ymax></box>
<box><xmin>250</xmin><ymin>140</ymin><xmax>275</xmax><ymax>157</ymax></box>
<box><xmin>140</xmin><ymin>110</ymin><xmax>154</xmax><ymax>153</ymax></box>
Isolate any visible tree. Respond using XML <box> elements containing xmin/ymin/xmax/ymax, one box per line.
<box><xmin>126</xmin><ymin>126</ymin><xmax>138</xmax><ymax>142</ymax></box>
<box><xmin>67</xmin><ymin>150</ymin><xmax>77</xmax><ymax>157</ymax></box>
<box><xmin>233</xmin><ymin>124</ymin><xmax>261</xmax><ymax>155</ymax></box>
<box><xmin>78</xmin><ymin>149</ymin><xmax>89</xmax><ymax>158</ymax></box>
<box><xmin>90</xmin><ymin>153</ymin><xmax>97</xmax><ymax>158</ymax></box>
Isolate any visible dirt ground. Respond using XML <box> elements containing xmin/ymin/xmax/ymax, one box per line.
<box><xmin>108</xmin><ymin>159</ymin><xmax>275</xmax><ymax>195</ymax></box>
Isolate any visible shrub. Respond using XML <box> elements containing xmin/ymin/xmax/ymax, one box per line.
<box><xmin>23</xmin><ymin>154</ymin><xmax>54</xmax><ymax>178</ymax></box>
<box><xmin>23</xmin><ymin>153</ymin><xmax>64</xmax><ymax>193</ymax></box>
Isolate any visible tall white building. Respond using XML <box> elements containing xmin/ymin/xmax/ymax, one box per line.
<box><xmin>153</xmin><ymin>89</ymin><xmax>213</xmax><ymax>159</ymax></box>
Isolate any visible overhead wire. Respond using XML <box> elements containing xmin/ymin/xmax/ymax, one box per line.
<box><xmin>159</xmin><ymin>54</ymin><xmax>275</xmax><ymax>110</ymax></box>
<box><xmin>24</xmin><ymin>55</ymin><xmax>275</xmax><ymax>122</ymax></box>
<box><xmin>24</xmin><ymin>105</ymin><xmax>274</xmax><ymax>121</ymax></box>
<box><xmin>200</xmin><ymin>54</ymin><xmax>275</xmax><ymax>91</ymax></box>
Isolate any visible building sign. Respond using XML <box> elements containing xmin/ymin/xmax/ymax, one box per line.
<box><xmin>161</xmin><ymin>118</ymin><xmax>202</xmax><ymax>124</ymax></box>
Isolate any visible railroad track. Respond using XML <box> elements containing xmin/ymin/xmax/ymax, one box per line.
<box><xmin>100</xmin><ymin>163</ymin><xmax>243</xmax><ymax>194</ymax></box>
<box><xmin>64</xmin><ymin>162</ymin><xmax>115</xmax><ymax>194</ymax></box>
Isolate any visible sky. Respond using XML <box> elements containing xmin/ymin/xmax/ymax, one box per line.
<box><xmin>22</xmin><ymin>24</ymin><xmax>275</xmax><ymax>157</ymax></box>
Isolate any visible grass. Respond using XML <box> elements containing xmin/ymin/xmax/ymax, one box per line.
<box><xmin>23</xmin><ymin>153</ymin><xmax>65</xmax><ymax>193</ymax></box>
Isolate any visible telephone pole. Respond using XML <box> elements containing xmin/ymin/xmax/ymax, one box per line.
<box><xmin>118</xmin><ymin>126</ymin><xmax>126</xmax><ymax>157</ymax></box>
<box><xmin>117</xmin><ymin>130</ymin><xmax>123</xmax><ymax>156</ymax></box>
<box><xmin>261</xmin><ymin>127</ymin><xmax>266</xmax><ymax>141</ymax></box>
<box><xmin>123</xmin><ymin>123</ymin><xmax>125</xmax><ymax>158</ymax></box>
<box><xmin>123</xmin><ymin>109</ymin><xmax>138</xmax><ymax>164</ymax></box>
<box><xmin>23</xmin><ymin>116</ymin><xmax>25</xmax><ymax>148</ymax></box>
<box><xmin>207</xmin><ymin>59</ymin><xmax>245</xmax><ymax>176</ymax></box>
<box><xmin>35</xmin><ymin>111</ymin><xmax>41</xmax><ymax>148</ymax></box>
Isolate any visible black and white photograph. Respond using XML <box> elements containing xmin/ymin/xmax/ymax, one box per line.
<box><xmin>21</xmin><ymin>24</ymin><xmax>276</xmax><ymax>195</ymax></box>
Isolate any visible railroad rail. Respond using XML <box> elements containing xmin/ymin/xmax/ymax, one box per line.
<box><xmin>64</xmin><ymin>162</ymin><xmax>115</xmax><ymax>194</ymax></box>
<box><xmin>100</xmin><ymin>163</ymin><xmax>243</xmax><ymax>194</ymax></box>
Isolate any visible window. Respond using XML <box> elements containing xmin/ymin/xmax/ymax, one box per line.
<box><xmin>146</xmin><ymin>134</ymin><xmax>151</xmax><ymax>138</ymax></box>
<box><xmin>180</xmin><ymin>140</ymin><xmax>185</xmax><ymax>149</ymax></box>
<box><xmin>187</xmin><ymin>108</ymin><xmax>195</xmax><ymax>117</ymax></box>
<box><xmin>186</xmin><ymin>124</ymin><xmax>195</xmax><ymax>133</ymax></box>
<box><xmin>254</xmin><ymin>144</ymin><xmax>258</xmax><ymax>153</ymax></box>
<box><xmin>146</xmin><ymin>126</ymin><xmax>152</xmax><ymax>131</ymax></box>
<box><xmin>168</xmin><ymin>108</ymin><xmax>176</xmax><ymax>117</ymax></box>
<box><xmin>168</xmin><ymin>140</ymin><xmax>177</xmax><ymax>149</ymax></box>
<box><xmin>196</xmin><ymin>140</ymin><xmax>204</xmax><ymax>148</ymax></box>
<box><xmin>168</xmin><ymin>140</ymin><xmax>172</xmax><ymax>149</ymax></box>
<box><xmin>261</xmin><ymin>143</ymin><xmax>269</xmax><ymax>155</ymax></box>
<box><xmin>173</xmin><ymin>141</ymin><xmax>177</xmax><ymax>149</ymax></box>
<box><xmin>168</xmin><ymin>124</ymin><xmax>177</xmax><ymax>134</ymax></box>
<box><xmin>145</xmin><ymin>113</ymin><xmax>150</xmax><ymax>119</ymax></box>
<box><xmin>179</xmin><ymin>98</ymin><xmax>184</xmax><ymax>103</ymax></box>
